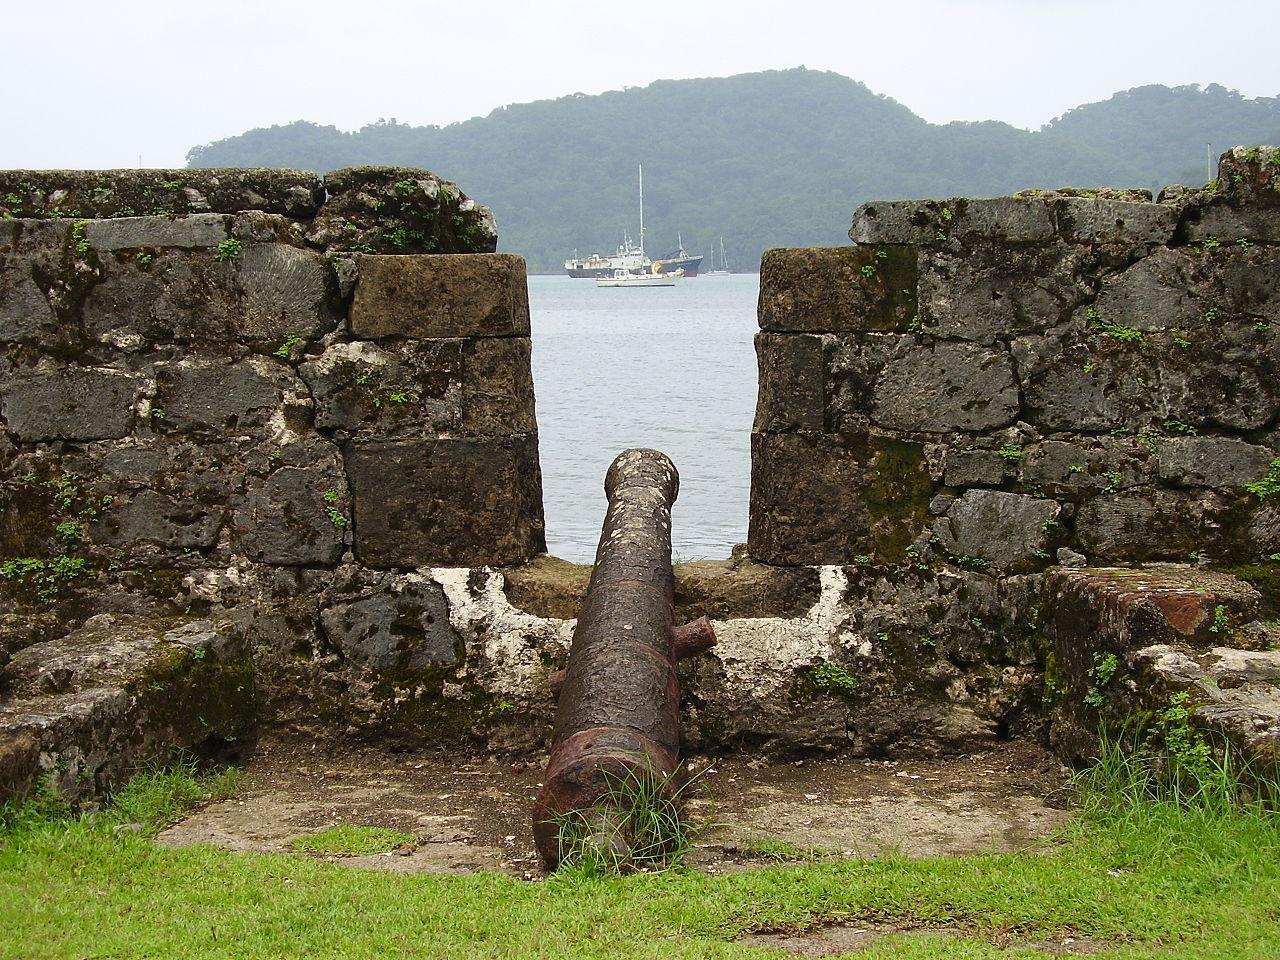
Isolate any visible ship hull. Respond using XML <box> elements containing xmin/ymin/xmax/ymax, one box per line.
<box><xmin>651</xmin><ymin>255</ymin><xmax>703</xmax><ymax>277</ymax></box>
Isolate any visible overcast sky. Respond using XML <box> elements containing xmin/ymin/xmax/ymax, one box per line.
<box><xmin>2</xmin><ymin>0</ymin><xmax>1277</xmax><ymax>170</ymax></box>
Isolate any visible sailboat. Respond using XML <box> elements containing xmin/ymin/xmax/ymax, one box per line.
<box><xmin>704</xmin><ymin>237</ymin><xmax>731</xmax><ymax>276</ymax></box>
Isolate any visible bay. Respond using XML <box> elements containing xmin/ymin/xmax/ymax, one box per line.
<box><xmin>528</xmin><ymin>273</ymin><xmax>760</xmax><ymax>563</ymax></box>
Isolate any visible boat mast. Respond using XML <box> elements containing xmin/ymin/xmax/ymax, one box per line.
<box><xmin>638</xmin><ymin>163</ymin><xmax>645</xmax><ymax>255</ymax></box>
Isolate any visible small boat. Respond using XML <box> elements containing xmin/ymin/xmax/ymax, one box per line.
<box><xmin>595</xmin><ymin>267</ymin><xmax>680</xmax><ymax>288</ymax></box>
<box><xmin>704</xmin><ymin>237</ymin><xmax>731</xmax><ymax>276</ymax></box>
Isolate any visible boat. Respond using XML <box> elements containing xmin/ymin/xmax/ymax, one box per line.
<box><xmin>595</xmin><ymin>267</ymin><xmax>680</xmax><ymax>288</ymax></box>
<box><xmin>566</xmin><ymin>165</ymin><xmax>703</xmax><ymax>278</ymax></box>
<box><xmin>651</xmin><ymin>232</ymin><xmax>704</xmax><ymax>277</ymax></box>
<box><xmin>703</xmin><ymin>237</ymin><xmax>730</xmax><ymax>276</ymax></box>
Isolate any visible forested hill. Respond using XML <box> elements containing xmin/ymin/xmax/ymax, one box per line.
<box><xmin>187</xmin><ymin>69</ymin><xmax>1280</xmax><ymax>273</ymax></box>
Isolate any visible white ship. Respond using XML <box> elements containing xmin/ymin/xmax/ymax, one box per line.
<box><xmin>564</xmin><ymin>231</ymin><xmax>648</xmax><ymax>278</ymax></box>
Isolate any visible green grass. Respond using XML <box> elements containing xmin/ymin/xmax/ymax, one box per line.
<box><xmin>291</xmin><ymin>825</ymin><xmax>415</xmax><ymax>855</ymax></box>
<box><xmin>1</xmin><ymin>751</ymin><xmax>1277</xmax><ymax>959</ymax></box>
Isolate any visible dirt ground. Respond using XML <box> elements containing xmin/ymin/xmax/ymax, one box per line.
<box><xmin>157</xmin><ymin>737</ymin><xmax>1073</xmax><ymax>878</ymax></box>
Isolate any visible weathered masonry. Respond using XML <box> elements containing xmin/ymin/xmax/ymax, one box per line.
<box><xmin>0</xmin><ymin>167</ymin><xmax>545</xmax><ymax>798</ymax></box>
<box><xmin>749</xmin><ymin>146</ymin><xmax>1280</xmax><ymax>764</ymax></box>
<box><xmin>2</xmin><ymin>151</ymin><xmax>1279</xmax><ymax>804</ymax></box>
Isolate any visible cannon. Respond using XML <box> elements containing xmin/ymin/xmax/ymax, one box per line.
<box><xmin>532</xmin><ymin>448</ymin><xmax>716</xmax><ymax>868</ymax></box>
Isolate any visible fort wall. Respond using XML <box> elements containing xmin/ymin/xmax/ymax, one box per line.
<box><xmin>3</xmin><ymin>152</ymin><xmax>1278</xmax><ymax>802</ymax></box>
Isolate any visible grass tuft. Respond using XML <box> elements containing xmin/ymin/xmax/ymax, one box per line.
<box><xmin>0</xmin><ymin>760</ymin><xmax>239</xmax><ymax>837</ymax></box>
<box><xmin>1075</xmin><ymin>700</ymin><xmax>1279</xmax><ymax>818</ymax></box>
<box><xmin>553</xmin><ymin>762</ymin><xmax>705</xmax><ymax>877</ymax></box>
<box><xmin>109</xmin><ymin>763</ymin><xmax>241</xmax><ymax>833</ymax></box>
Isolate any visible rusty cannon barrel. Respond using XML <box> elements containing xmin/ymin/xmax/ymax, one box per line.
<box><xmin>532</xmin><ymin>448</ymin><xmax>716</xmax><ymax>868</ymax></box>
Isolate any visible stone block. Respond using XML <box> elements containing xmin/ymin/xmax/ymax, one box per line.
<box><xmin>749</xmin><ymin>431</ymin><xmax>867</xmax><ymax>565</ymax></box>
<box><xmin>0</xmin><ymin>271</ymin><xmax>52</xmax><ymax>340</ymax></box>
<box><xmin>1213</xmin><ymin>146</ymin><xmax>1280</xmax><ymax>206</ymax></box>
<box><xmin>1185</xmin><ymin>204</ymin><xmax>1280</xmax><ymax>244</ymax></box>
<box><xmin>0</xmin><ymin>168</ymin><xmax>324</xmax><ymax>219</ymax></box>
<box><xmin>942</xmin><ymin>449</ymin><xmax>1008</xmax><ymax>487</ymax></box>
<box><xmin>1159</xmin><ymin>341</ymin><xmax>1280</xmax><ymax>432</ymax></box>
<box><xmin>673</xmin><ymin>558</ymin><xmax>822</xmax><ymax>620</ymax></box>
<box><xmin>1016</xmin><ymin>331</ymin><xmax>1164</xmax><ymax>432</ymax></box>
<box><xmin>83</xmin><ymin>251</ymin><xmax>200</xmax><ymax>345</ymax></box>
<box><xmin>758</xmin><ymin>246</ymin><xmax>917</xmax><ymax>333</ymax></box>
<box><xmin>851</xmin><ymin>194</ymin><xmax>1175</xmax><ymax>250</ymax></box>
<box><xmin>1020</xmin><ymin>439</ymin><xmax>1110</xmax><ymax>488</ymax></box>
<box><xmin>1138</xmin><ymin>646</ymin><xmax>1280</xmax><ymax>766</ymax></box>
<box><xmin>313</xmin><ymin>166</ymin><xmax>497</xmax><ymax>255</ymax></box>
<box><xmin>499</xmin><ymin>553</ymin><xmax>824</xmax><ymax>622</ymax></box>
<box><xmin>319</xmin><ymin>574</ymin><xmax>461</xmax><ymax>671</ymax></box>
<box><xmin>1</xmin><ymin>366</ymin><xmax>138</xmax><ymax>441</ymax></box>
<box><xmin>85</xmin><ymin>214</ymin><xmax>229</xmax><ymax>251</ymax></box>
<box><xmin>229</xmin><ymin>211</ymin><xmax>309</xmax><ymax>246</ymax></box>
<box><xmin>155</xmin><ymin>358</ymin><xmax>296</xmax><ymax>437</ymax></box>
<box><xmin>917</xmin><ymin>242</ymin><xmax>1091</xmax><ymax>344</ymax></box>
<box><xmin>869</xmin><ymin>338</ymin><xmax>1019</xmax><ymax>433</ymax></box>
<box><xmin>850</xmin><ymin>200</ymin><xmax>939</xmax><ymax>245</ymax></box>
<box><xmin>1158</xmin><ymin>437</ymin><xmax>1276</xmax><ymax>490</ymax></box>
<box><xmin>231</xmin><ymin>465</ymin><xmax>347</xmax><ymax>566</ymax></box>
<box><xmin>955</xmin><ymin>198</ymin><xmax>1060</xmax><ymax>243</ymax></box>
<box><xmin>462</xmin><ymin>337</ymin><xmax>538</xmax><ymax>436</ymax></box>
<box><xmin>301</xmin><ymin>340</ymin><xmax>463</xmax><ymax>438</ymax></box>
<box><xmin>501</xmin><ymin>554</ymin><xmax>592</xmax><ymax>619</ymax></box>
<box><xmin>1055</xmin><ymin>197</ymin><xmax>1177</xmax><ymax>247</ymax></box>
<box><xmin>349</xmin><ymin>254</ymin><xmax>530</xmax><ymax>339</ymax></box>
<box><xmin>850</xmin><ymin>197</ymin><xmax>1056</xmax><ymax>245</ymax></box>
<box><xmin>1217</xmin><ymin>246</ymin><xmax>1280</xmax><ymax>324</ymax></box>
<box><xmin>1044</xmin><ymin>565</ymin><xmax>1265</xmax><ymax>763</ymax></box>
<box><xmin>749</xmin><ymin>432</ymin><xmax>934</xmax><ymax>565</ymax></box>
<box><xmin>83</xmin><ymin>243</ymin><xmax>337</xmax><ymax>348</ymax></box>
<box><xmin>754</xmin><ymin>333</ymin><xmax>824</xmax><ymax>431</ymax></box>
<box><xmin>95</xmin><ymin>489</ymin><xmax>223</xmax><ymax>552</ymax></box>
<box><xmin>1089</xmin><ymin>247</ymin><xmax>1202</xmax><ymax>332</ymax></box>
<box><xmin>1074</xmin><ymin>488</ymin><xmax>1211</xmax><ymax>562</ymax></box>
<box><xmin>347</xmin><ymin>435</ymin><xmax>545</xmax><ymax>568</ymax></box>
<box><xmin>0</xmin><ymin>615</ymin><xmax>253</xmax><ymax>804</ymax></box>
<box><xmin>934</xmin><ymin>490</ymin><xmax>1060</xmax><ymax>571</ymax></box>
<box><xmin>0</xmin><ymin>260</ymin><xmax>55</xmax><ymax>344</ymax></box>
<box><xmin>236</xmin><ymin>243</ymin><xmax>341</xmax><ymax>342</ymax></box>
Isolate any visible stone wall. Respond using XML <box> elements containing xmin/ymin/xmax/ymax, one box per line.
<box><xmin>751</xmin><ymin>147</ymin><xmax>1280</xmax><ymax>572</ymax></box>
<box><xmin>5</xmin><ymin>152</ymin><xmax>1280</xmax><ymax>804</ymax></box>
<box><xmin>739</xmin><ymin>147</ymin><xmax>1280</xmax><ymax>767</ymax></box>
<box><xmin>0</xmin><ymin>167</ymin><xmax>545</xmax><ymax>789</ymax></box>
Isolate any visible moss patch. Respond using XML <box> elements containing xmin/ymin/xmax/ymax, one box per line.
<box><xmin>863</xmin><ymin>439</ymin><xmax>934</xmax><ymax>563</ymax></box>
<box><xmin>1220</xmin><ymin>563</ymin><xmax>1280</xmax><ymax>616</ymax></box>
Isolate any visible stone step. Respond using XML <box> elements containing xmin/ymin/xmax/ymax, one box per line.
<box><xmin>1045</xmin><ymin>564</ymin><xmax>1279</xmax><ymax>767</ymax></box>
<box><xmin>1133</xmin><ymin>643</ymin><xmax>1280</xmax><ymax>766</ymax></box>
<box><xmin>0</xmin><ymin>614</ymin><xmax>255</xmax><ymax>804</ymax></box>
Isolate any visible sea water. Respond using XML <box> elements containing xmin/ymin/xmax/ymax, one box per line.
<box><xmin>529</xmin><ymin>273</ymin><xmax>759</xmax><ymax>562</ymax></box>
